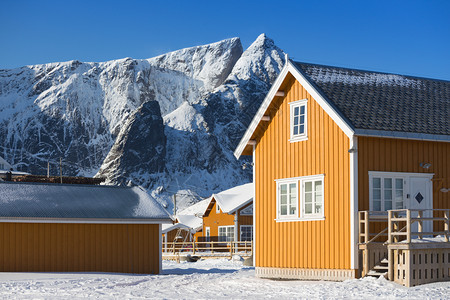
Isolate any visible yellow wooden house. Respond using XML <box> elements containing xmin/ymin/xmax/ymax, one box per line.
<box><xmin>234</xmin><ymin>58</ymin><xmax>449</xmax><ymax>285</ymax></box>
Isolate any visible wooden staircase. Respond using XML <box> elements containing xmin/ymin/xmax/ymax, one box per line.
<box><xmin>365</xmin><ymin>258</ymin><xmax>388</xmax><ymax>278</ymax></box>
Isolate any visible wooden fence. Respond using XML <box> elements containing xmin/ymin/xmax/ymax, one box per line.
<box><xmin>162</xmin><ymin>240</ymin><xmax>253</xmax><ymax>259</ymax></box>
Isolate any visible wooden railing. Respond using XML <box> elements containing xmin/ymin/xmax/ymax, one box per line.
<box><xmin>358</xmin><ymin>211</ymin><xmax>389</xmax><ymax>244</ymax></box>
<box><xmin>163</xmin><ymin>240</ymin><xmax>253</xmax><ymax>258</ymax></box>
<box><xmin>387</xmin><ymin>209</ymin><xmax>450</xmax><ymax>243</ymax></box>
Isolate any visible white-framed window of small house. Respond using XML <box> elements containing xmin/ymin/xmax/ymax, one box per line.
<box><xmin>275</xmin><ymin>174</ymin><xmax>325</xmax><ymax>222</ymax></box>
<box><xmin>289</xmin><ymin>99</ymin><xmax>308</xmax><ymax>142</ymax></box>
<box><xmin>0</xmin><ymin>163</ymin><xmax>4</xmax><ymax>170</ymax></box>
<box><xmin>369</xmin><ymin>172</ymin><xmax>406</xmax><ymax>211</ymax></box>
<box><xmin>240</xmin><ymin>225</ymin><xmax>253</xmax><ymax>241</ymax></box>
<box><xmin>300</xmin><ymin>175</ymin><xmax>325</xmax><ymax>219</ymax></box>
<box><xmin>218</xmin><ymin>225</ymin><xmax>234</xmax><ymax>242</ymax></box>
<box><xmin>216</xmin><ymin>201</ymin><xmax>220</xmax><ymax>214</ymax></box>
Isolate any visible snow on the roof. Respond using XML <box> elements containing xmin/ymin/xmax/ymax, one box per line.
<box><xmin>178</xmin><ymin>197</ymin><xmax>211</xmax><ymax>216</ymax></box>
<box><xmin>162</xmin><ymin>222</ymin><xmax>190</xmax><ymax>234</ymax></box>
<box><xmin>176</xmin><ymin>214</ymin><xmax>202</xmax><ymax>231</ymax></box>
<box><xmin>213</xmin><ymin>183</ymin><xmax>253</xmax><ymax>214</ymax></box>
<box><xmin>0</xmin><ymin>182</ymin><xmax>171</xmax><ymax>222</ymax></box>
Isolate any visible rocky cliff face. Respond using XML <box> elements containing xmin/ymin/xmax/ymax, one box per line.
<box><xmin>0</xmin><ymin>34</ymin><xmax>285</xmax><ymax>211</ymax></box>
<box><xmin>96</xmin><ymin>100</ymin><xmax>166</xmax><ymax>187</ymax></box>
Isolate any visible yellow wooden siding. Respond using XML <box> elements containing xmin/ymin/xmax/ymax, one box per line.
<box><xmin>255</xmin><ymin>75</ymin><xmax>351</xmax><ymax>270</ymax></box>
<box><xmin>358</xmin><ymin>136</ymin><xmax>450</xmax><ymax>216</ymax></box>
<box><xmin>0</xmin><ymin>223</ymin><xmax>160</xmax><ymax>274</ymax></box>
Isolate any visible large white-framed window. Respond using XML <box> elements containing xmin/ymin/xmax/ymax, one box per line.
<box><xmin>301</xmin><ymin>175</ymin><xmax>324</xmax><ymax>219</ymax></box>
<box><xmin>240</xmin><ymin>225</ymin><xmax>253</xmax><ymax>241</ymax></box>
<box><xmin>275</xmin><ymin>174</ymin><xmax>325</xmax><ymax>221</ymax></box>
<box><xmin>276</xmin><ymin>179</ymin><xmax>298</xmax><ymax>219</ymax></box>
<box><xmin>218</xmin><ymin>226</ymin><xmax>234</xmax><ymax>242</ymax></box>
<box><xmin>369</xmin><ymin>172</ymin><xmax>406</xmax><ymax>211</ymax></box>
<box><xmin>289</xmin><ymin>99</ymin><xmax>308</xmax><ymax>142</ymax></box>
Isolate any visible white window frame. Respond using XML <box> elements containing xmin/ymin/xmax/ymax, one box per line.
<box><xmin>276</xmin><ymin>179</ymin><xmax>298</xmax><ymax>220</ymax></box>
<box><xmin>300</xmin><ymin>175</ymin><xmax>325</xmax><ymax>219</ymax></box>
<box><xmin>240</xmin><ymin>225</ymin><xmax>253</xmax><ymax>241</ymax></box>
<box><xmin>289</xmin><ymin>99</ymin><xmax>308</xmax><ymax>142</ymax></box>
<box><xmin>275</xmin><ymin>174</ymin><xmax>325</xmax><ymax>222</ymax></box>
<box><xmin>216</xmin><ymin>201</ymin><xmax>220</xmax><ymax>214</ymax></box>
<box><xmin>368</xmin><ymin>171</ymin><xmax>434</xmax><ymax>212</ymax></box>
<box><xmin>218</xmin><ymin>225</ymin><xmax>234</xmax><ymax>242</ymax></box>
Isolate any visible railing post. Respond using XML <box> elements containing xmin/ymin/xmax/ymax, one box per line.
<box><xmin>445</xmin><ymin>209</ymin><xmax>449</xmax><ymax>242</ymax></box>
<box><xmin>230</xmin><ymin>241</ymin><xmax>233</xmax><ymax>258</ymax></box>
<box><xmin>192</xmin><ymin>240</ymin><xmax>196</xmax><ymax>255</ymax></box>
<box><xmin>387</xmin><ymin>210</ymin><xmax>394</xmax><ymax>281</ymax></box>
<box><xmin>406</xmin><ymin>209</ymin><xmax>411</xmax><ymax>243</ymax></box>
<box><xmin>364</xmin><ymin>211</ymin><xmax>369</xmax><ymax>244</ymax></box>
<box><xmin>388</xmin><ymin>210</ymin><xmax>393</xmax><ymax>244</ymax></box>
<box><xmin>417</xmin><ymin>210</ymin><xmax>423</xmax><ymax>240</ymax></box>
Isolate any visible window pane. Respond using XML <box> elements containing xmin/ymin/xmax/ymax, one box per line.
<box><xmin>315</xmin><ymin>180</ymin><xmax>322</xmax><ymax>192</ymax></box>
<box><xmin>294</xmin><ymin>107</ymin><xmax>299</xmax><ymax>116</ymax></box>
<box><xmin>300</xmin><ymin>115</ymin><xmax>305</xmax><ymax>124</ymax></box>
<box><xmin>299</xmin><ymin>125</ymin><xmax>304</xmax><ymax>134</ymax></box>
<box><xmin>373</xmin><ymin>178</ymin><xmax>381</xmax><ymax>189</ymax></box>
<box><xmin>294</xmin><ymin>116</ymin><xmax>299</xmax><ymax>125</ymax></box>
<box><xmin>315</xmin><ymin>204</ymin><xmax>322</xmax><ymax>214</ymax></box>
<box><xmin>384</xmin><ymin>178</ymin><xmax>392</xmax><ymax>189</ymax></box>
<box><xmin>280</xmin><ymin>195</ymin><xmax>287</xmax><ymax>205</ymax></box>
<box><xmin>385</xmin><ymin>200</ymin><xmax>392</xmax><ymax>210</ymax></box>
<box><xmin>289</xmin><ymin>183</ymin><xmax>296</xmax><ymax>194</ymax></box>
<box><xmin>305</xmin><ymin>203</ymin><xmax>312</xmax><ymax>214</ymax></box>
<box><xmin>384</xmin><ymin>189</ymin><xmax>392</xmax><ymax>200</ymax></box>
<box><xmin>373</xmin><ymin>200</ymin><xmax>381</xmax><ymax>211</ymax></box>
<box><xmin>305</xmin><ymin>192</ymin><xmax>312</xmax><ymax>203</ymax></box>
<box><xmin>294</xmin><ymin>126</ymin><xmax>298</xmax><ymax>135</ymax></box>
<box><xmin>395</xmin><ymin>179</ymin><xmax>403</xmax><ymax>189</ymax></box>
<box><xmin>395</xmin><ymin>190</ymin><xmax>403</xmax><ymax>201</ymax></box>
<box><xmin>300</xmin><ymin>105</ymin><xmax>305</xmax><ymax>114</ymax></box>
<box><xmin>305</xmin><ymin>181</ymin><xmax>312</xmax><ymax>192</ymax></box>
<box><xmin>373</xmin><ymin>189</ymin><xmax>381</xmax><ymax>200</ymax></box>
<box><xmin>315</xmin><ymin>193</ymin><xmax>322</xmax><ymax>205</ymax></box>
<box><xmin>395</xmin><ymin>202</ymin><xmax>403</xmax><ymax>209</ymax></box>
<box><xmin>281</xmin><ymin>205</ymin><xmax>287</xmax><ymax>215</ymax></box>
<box><xmin>280</xmin><ymin>184</ymin><xmax>287</xmax><ymax>194</ymax></box>
<box><xmin>290</xmin><ymin>206</ymin><xmax>297</xmax><ymax>215</ymax></box>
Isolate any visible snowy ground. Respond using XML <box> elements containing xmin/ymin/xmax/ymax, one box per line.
<box><xmin>0</xmin><ymin>259</ymin><xmax>449</xmax><ymax>299</ymax></box>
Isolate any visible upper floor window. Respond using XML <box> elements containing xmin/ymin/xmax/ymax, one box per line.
<box><xmin>216</xmin><ymin>202</ymin><xmax>220</xmax><ymax>214</ymax></box>
<box><xmin>289</xmin><ymin>99</ymin><xmax>308</xmax><ymax>142</ymax></box>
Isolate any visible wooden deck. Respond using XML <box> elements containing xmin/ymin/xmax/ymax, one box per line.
<box><xmin>359</xmin><ymin>209</ymin><xmax>450</xmax><ymax>286</ymax></box>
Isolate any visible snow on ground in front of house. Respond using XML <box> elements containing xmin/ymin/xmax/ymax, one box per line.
<box><xmin>0</xmin><ymin>258</ymin><xmax>449</xmax><ymax>299</ymax></box>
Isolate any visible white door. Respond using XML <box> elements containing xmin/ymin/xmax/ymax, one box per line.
<box><xmin>407</xmin><ymin>177</ymin><xmax>433</xmax><ymax>234</ymax></box>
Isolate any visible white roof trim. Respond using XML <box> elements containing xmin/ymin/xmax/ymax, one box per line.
<box><xmin>234</xmin><ymin>61</ymin><xmax>355</xmax><ymax>159</ymax></box>
<box><xmin>354</xmin><ymin>129</ymin><xmax>450</xmax><ymax>142</ymax></box>
<box><xmin>0</xmin><ymin>217</ymin><xmax>173</xmax><ymax>224</ymax></box>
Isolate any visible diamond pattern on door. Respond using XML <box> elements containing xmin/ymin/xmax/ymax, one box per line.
<box><xmin>415</xmin><ymin>192</ymin><xmax>424</xmax><ymax>204</ymax></box>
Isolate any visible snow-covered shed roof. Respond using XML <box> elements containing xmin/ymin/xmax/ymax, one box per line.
<box><xmin>212</xmin><ymin>183</ymin><xmax>254</xmax><ymax>214</ymax></box>
<box><xmin>176</xmin><ymin>214</ymin><xmax>203</xmax><ymax>232</ymax></box>
<box><xmin>162</xmin><ymin>222</ymin><xmax>191</xmax><ymax>234</ymax></box>
<box><xmin>164</xmin><ymin>198</ymin><xmax>211</xmax><ymax>233</ymax></box>
<box><xmin>0</xmin><ymin>182</ymin><xmax>172</xmax><ymax>223</ymax></box>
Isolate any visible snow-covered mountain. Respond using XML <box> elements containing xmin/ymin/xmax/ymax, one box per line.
<box><xmin>0</xmin><ymin>34</ymin><xmax>285</xmax><ymax>211</ymax></box>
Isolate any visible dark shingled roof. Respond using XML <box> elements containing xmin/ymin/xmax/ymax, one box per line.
<box><xmin>294</xmin><ymin>62</ymin><xmax>450</xmax><ymax>136</ymax></box>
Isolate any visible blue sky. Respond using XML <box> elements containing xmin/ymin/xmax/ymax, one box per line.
<box><xmin>1</xmin><ymin>0</ymin><xmax>449</xmax><ymax>80</ymax></box>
